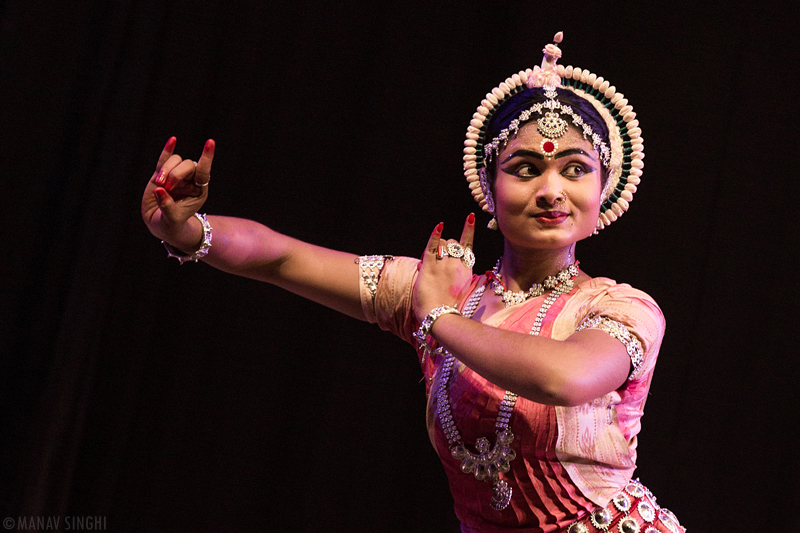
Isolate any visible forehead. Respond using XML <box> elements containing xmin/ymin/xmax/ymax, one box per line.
<box><xmin>501</xmin><ymin>121</ymin><xmax>596</xmax><ymax>155</ymax></box>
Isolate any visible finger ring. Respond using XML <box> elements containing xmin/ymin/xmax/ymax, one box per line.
<box><xmin>462</xmin><ymin>247</ymin><xmax>476</xmax><ymax>269</ymax></box>
<box><xmin>192</xmin><ymin>161</ymin><xmax>210</xmax><ymax>187</ymax></box>
<box><xmin>437</xmin><ymin>245</ymin><xmax>448</xmax><ymax>259</ymax></box>
<box><xmin>446</xmin><ymin>242</ymin><xmax>465</xmax><ymax>258</ymax></box>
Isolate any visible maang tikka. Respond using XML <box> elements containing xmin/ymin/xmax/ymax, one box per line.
<box><xmin>537</xmin><ymin>110</ymin><xmax>567</xmax><ymax>156</ymax></box>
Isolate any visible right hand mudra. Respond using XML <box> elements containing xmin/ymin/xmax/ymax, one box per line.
<box><xmin>141</xmin><ymin>137</ymin><xmax>215</xmax><ymax>242</ymax></box>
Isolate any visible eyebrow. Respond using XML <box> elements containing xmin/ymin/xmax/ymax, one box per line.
<box><xmin>500</xmin><ymin>147</ymin><xmax>597</xmax><ymax>164</ymax></box>
<box><xmin>500</xmin><ymin>149</ymin><xmax>543</xmax><ymax>164</ymax></box>
<box><xmin>555</xmin><ymin>148</ymin><xmax>597</xmax><ymax>161</ymax></box>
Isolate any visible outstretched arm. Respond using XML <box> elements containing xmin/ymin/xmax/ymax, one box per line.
<box><xmin>141</xmin><ymin>138</ymin><xmax>365</xmax><ymax>320</ymax></box>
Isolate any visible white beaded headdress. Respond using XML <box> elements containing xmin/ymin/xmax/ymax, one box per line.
<box><xmin>464</xmin><ymin>32</ymin><xmax>644</xmax><ymax>232</ymax></box>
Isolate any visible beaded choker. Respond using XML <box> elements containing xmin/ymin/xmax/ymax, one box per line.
<box><xmin>435</xmin><ymin>264</ymin><xmax>578</xmax><ymax>510</ymax></box>
<box><xmin>488</xmin><ymin>259</ymin><xmax>580</xmax><ymax>307</ymax></box>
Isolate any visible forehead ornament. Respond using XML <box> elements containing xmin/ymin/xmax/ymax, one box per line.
<box><xmin>537</xmin><ymin>111</ymin><xmax>566</xmax><ymax>157</ymax></box>
<box><xmin>463</xmin><ymin>31</ymin><xmax>645</xmax><ymax>232</ymax></box>
<box><xmin>485</xmin><ymin>85</ymin><xmax>611</xmax><ymax>167</ymax></box>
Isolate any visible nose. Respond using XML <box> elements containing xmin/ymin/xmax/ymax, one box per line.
<box><xmin>534</xmin><ymin>170</ymin><xmax>565</xmax><ymax>207</ymax></box>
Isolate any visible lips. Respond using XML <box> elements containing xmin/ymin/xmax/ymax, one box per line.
<box><xmin>533</xmin><ymin>211</ymin><xmax>569</xmax><ymax>224</ymax></box>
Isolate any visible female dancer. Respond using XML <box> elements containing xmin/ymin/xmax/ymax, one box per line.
<box><xmin>142</xmin><ymin>33</ymin><xmax>685</xmax><ymax>533</ymax></box>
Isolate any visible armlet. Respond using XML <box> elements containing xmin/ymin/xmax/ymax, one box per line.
<box><xmin>355</xmin><ymin>255</ymin><xmax>394</xmax><ymax>301</ymax></box>
<box><xmin>576</xmin><ymin>313</ymin><xmax>644</xmax><ymax>380</ymax></box>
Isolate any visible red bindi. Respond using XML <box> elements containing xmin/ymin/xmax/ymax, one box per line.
<box><xmin>543</xmin><ymin>141</ymin><xmax>555</xmax><ymax>153</ymax></box>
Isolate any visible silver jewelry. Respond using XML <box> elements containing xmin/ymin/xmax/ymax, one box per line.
<box><xmin>433</xmin><ymin>262</ymin><xmax>578</xmax><ymax>511</ymax></box>
<box><xmin>446</xmin><ymin>242</ymin><xmax>465</xmax><ymax>258</ymax></box>
<box><xmin>192</xmin><ymin>160</ymin><xmax>209</xmax><ymax>187</ymax></box>
<box><xmin>478</xmin><ymin>168</ymin><xmax>500</xmax><ymax>231</ymax></box>
<box><xmin>438</xmin><ymin>243</ymin><xmax>476</xmax><ymax>269</ymax></box>
<box><xmin>478</xmin><ymin>167</ymin><xmax>495</xmax><ymax>214</ymax></box>
<box><xmin>355</xmin><ymin>255</ymin><xmax>393</xmax><ymax>300</ymax></box>
<box><xmin>446</xmin><ymin>242</ymin><xmax>476</xmax><ymax>269</ymax></box>
<box><xmin>567</xmin><ymin>523</ymin><xmax>590</xmax><ymax>533</ymax></box>
<box><xmin>576</xmin><ymin>314</ymin><xmax>644</xmax><ymax>380</ymax></box>
<box><xmin>564</xmin><ymin>479</ymin><xmax>685</xmax><ymax>533</ymax></box>
<box><xmin>490</xmin><ymin>258</ymin><xmax>579</xmax><ymax>308</ymax></box>
<box><xmin>462</xmin><ymin>247</ymin><xmax>476</xmax><ymax>269</ymax></box>
<box><xmin>463</xmin><ymin>33</ymin><xmax>645</xmax><ymax>233</ymax></box>
<box><xmin>485</xmin><ymin>85</ymin><xmax>611</xmax><ymax>169</ymax></box>
<box><xmin>162</xmin><ymin>213</ymin><xmax>212</xmax><ymax>264</ymax></box>
<box><xmin>414</xmin><ymin>305</ymin><xmax>463</xmax><ymax>364</ymax></box>
<box><xmin>590</xmin><ymin>508</ymin><xmax>613</xmax><ymax>529</ymax></box>
<box><xmin>618</xmin><ymin>516</ymin><xmax>640</xmax><ymax>533</ymax></box>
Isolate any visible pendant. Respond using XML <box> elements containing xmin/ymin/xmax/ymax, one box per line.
<box><xmin>450</xmin><ymin>430</ymin><xmax>516</xmax><ymax>510</ymax></box>
<box><xmin>491</xmin><ymin>480</ymin><xmax>513</xmax><ymax>511</ymax></box>
<box><xmin>435</xmin><ymin>277</ymin><xmax>579</xmax><ymax>513</ymax></box>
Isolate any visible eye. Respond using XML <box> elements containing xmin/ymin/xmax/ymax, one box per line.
<box><xmin>502</xmin><ymin>163</ymin><xmax>540</xmax><ymax>178</ymax></box>
<box><xmin>562</xmin><ymin>163</ymin><xmax>590</xmax><ymax>178</ymax></box>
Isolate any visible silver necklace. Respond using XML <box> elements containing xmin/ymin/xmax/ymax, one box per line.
<box><xmin>490</xmin><ymin>258</ymin><xmax>579</xmax><ymax>307</ymax></box>
<box><xmin>435</xmin><ymin>267</ymin><xmax>577</xmax><ymax>510</ymax></box>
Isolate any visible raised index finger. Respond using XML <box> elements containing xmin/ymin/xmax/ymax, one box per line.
<box><xmin>194</xmin><ymin>139</ymin><xmax>215</xmax><ymax>186</ymax></box>
<box><xmin>460</xmin><ymin>213</ymin><xmax>475</xmax><ymax>249</ymax></box>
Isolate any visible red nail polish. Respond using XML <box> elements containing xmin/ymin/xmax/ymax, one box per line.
<box><xmin>154</xmin><ymin>189</ymin><xmax>166</xmax><ymax>200</ymax></box>
<box><xmin>435</xmin><ymin>222</ymin><xmax>444</xmax><ymax>233</ymax></box>
<box><xmin>164</xmin><ymin>181</ymin><xmax>172</xmax><ymax>191</ymax></box>
<box><xmin>467</xmin><ymin>213</ymin><xmax>475</xmax><ymax>224</ymax></box>
<box><xmin>165</xmin><ymin>137</ymin><xmax>176</xmax><ymax>151</ymax></box>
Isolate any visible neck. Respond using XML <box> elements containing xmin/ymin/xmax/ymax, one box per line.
<box><xmin>498</xmin><ymin>242</ymin><xmax>576</xmax><ymax>292</ymax></box>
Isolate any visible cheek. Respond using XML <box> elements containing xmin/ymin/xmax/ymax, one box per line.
<box><xmin>574</xmin><ymin>176</ymin><xmax>603</xmax><ymax>208</ymax></box>
<box><xmin>493</xmin><ymin>178</ymin><xmax>527</xmax><ymax>212</ymax></box>
<box><xmin>567</xmin><ymin>181</ymin><xmax>603</xmax><ymax>227</ymax></box>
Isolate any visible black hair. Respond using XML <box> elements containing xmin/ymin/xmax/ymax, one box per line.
<box><xmin>482</xmin><ymin>87</ymin><xmax>610</xmax><ymax>186</ymax></box>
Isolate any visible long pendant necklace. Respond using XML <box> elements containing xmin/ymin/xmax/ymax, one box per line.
<box><xmin>435</xmin><ymin>262</ymin><xmax>578</xmax><ymax>510</ymax></box>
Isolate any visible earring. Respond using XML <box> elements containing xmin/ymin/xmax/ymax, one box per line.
<box><xmin>479</xmin><ymin>167</ymin><xmax>499</xmax><ymax>230</ymax></box>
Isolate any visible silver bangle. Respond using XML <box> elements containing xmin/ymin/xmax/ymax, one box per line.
<box><xmin>162</xmin><ymin>213</ymin><xmax>213</xmax><ymax>264</ymax></box>
<box><xmin>413</xmin><ymin>305</ymin><xmax>462</xmax><ymax>364</ymax></box>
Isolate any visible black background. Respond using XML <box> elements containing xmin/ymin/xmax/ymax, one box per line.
<box><xmin>1</xmin><ymin>1</ymin><xmax>798</xmax><ymax>531</ymax></box>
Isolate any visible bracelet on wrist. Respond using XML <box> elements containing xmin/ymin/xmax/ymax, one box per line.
<box><xmin>162</xmin><ymin>213</ymin><xmax>212</xmax><ymax>264</ymax></box>
<box><xmin>413</xmin><ymin>305</ymin><xmax>462</xmax><ymax>364</ymax></box>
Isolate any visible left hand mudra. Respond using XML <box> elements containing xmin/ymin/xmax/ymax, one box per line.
<box><xmin>413</xmin><ymin>213</ymin><xmax>476</xmax><ymax>323</ymax></box>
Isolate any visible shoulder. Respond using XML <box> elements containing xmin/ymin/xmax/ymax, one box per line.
<box><xmin>573</xmin><ymin>277</ymin><xmax>663</xmax><ymax>322</ymax></box>
<box><xmin>564</xmin><ymin>276</ymin><xmax>665</xmax><ymax>367</ymax></box>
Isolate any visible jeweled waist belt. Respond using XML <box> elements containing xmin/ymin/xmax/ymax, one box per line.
<box><xmin>562</xmin><ymin>479</ymin><xmax>685</xmax><ymax>533</ymax></box>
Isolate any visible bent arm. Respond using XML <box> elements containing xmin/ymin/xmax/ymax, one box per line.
<box><xmin>429</xmin><ymin>314</ymin><xmax>631</xmax><ymax>406</ymax></box>
<box><xmin>413</xmin><ymin>221</ymin><xmax>632</xmax><ymax>406</ymax></box>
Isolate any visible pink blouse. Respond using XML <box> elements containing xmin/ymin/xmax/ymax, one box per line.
<box><xmin>359</xmin><ymin>257</ymin><xmax>665</xmax><ymax>532</ymax></box>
